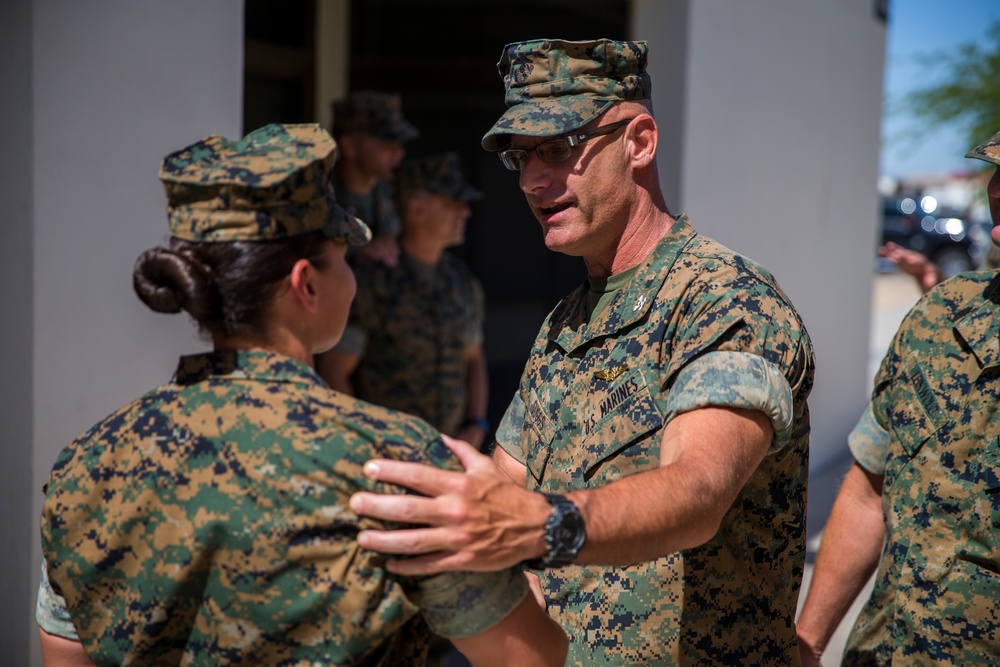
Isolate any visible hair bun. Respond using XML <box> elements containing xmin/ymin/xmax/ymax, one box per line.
<box><xmin>133</xmin><ymin>247</ymin><xmax>212</xmax><ymax>319</ymax></box>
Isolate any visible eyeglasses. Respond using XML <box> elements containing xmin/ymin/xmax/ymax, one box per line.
<box><xmin>498</xmin><ymin>118</ymin><xmax>636</xmax><ymax>171</ymax></box>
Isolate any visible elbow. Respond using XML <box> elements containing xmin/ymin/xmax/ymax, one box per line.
<box><xmin>675</xmin><ymin>496</ymin><xmax>731</xmax><ymax>551</ymax></box>
<box><xmin>684</xmin><ymin>514</ymin><xmax>725</xmax><ymax>550</ymax></box>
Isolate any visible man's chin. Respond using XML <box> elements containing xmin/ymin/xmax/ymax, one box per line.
<box><xmin>542</xmin><ymin>232</ymin><xmax>584</xmax><ymax>257</ymax></box>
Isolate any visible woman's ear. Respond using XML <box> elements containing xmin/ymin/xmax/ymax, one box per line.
<box><xmin>288</xmin><ymin>259</ymin><xmax>320</xmax><ymax>313</ymax></box>
<box><xmin>627</xmin><ymin>114</ymin><xmax>658</xmax><ymax>169</ymax></box>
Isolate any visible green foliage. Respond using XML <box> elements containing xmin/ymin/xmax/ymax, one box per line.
<box><xmin>905</xmin><ymin>21</ymin><xmax>1000</xmax><ymax>153</ymax></box>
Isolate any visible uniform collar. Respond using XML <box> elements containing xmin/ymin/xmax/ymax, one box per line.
<box><xmin>953</xmin><ymin>271</ymin><xmax>1000</xmax><ymax>371</ymax></box>
<box><xmin>172</xmin><ymin>349</ymin><xmax>326</xmax><ymax>387</ymax></box>
<box><xmin>549</xmin><ymin>215</ymin><xmax>697</xmax><ymax>353</ymax></box>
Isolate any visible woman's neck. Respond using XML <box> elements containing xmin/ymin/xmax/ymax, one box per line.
<box><xmin>212</xmin><ymin>330</ymin><xmax>314</xmax><ymax>368</ymax></box>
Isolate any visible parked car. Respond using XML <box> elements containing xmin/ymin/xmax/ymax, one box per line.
<box><xmin>879</xmin><ymin>195</ymin><xmax>977</xmax><ymax>278</ymax></box>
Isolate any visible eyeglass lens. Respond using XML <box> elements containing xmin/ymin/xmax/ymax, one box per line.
<box><xmin>498</xmin><ymin>118</ymin><xmax>634</xmax><ymax>171</ymax></box>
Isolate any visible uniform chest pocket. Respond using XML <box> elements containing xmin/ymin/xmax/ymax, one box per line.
<box><xmin>522</xmin><ymin>389</ymin><xmax>558</xmax><ymax>487</ymax></box>
<box><xmin>580</xmin><ymin>369</ymin><xmax>663</xmax><ymax>483</ymax></box>
<box><xmin>976</xmin><ymin>437</ymin><xmax>1000</xmax><ymax>490</ymax></box>
<box><xmin>890</xmin><ymin>363</ymin><xmax>947</xmax><ymax>459</ymax></box>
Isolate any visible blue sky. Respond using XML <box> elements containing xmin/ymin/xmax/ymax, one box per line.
<box><xmin>881</xmin><ymin>0</ymin><xmax>1000</xmax><ymax>177</ymax></box>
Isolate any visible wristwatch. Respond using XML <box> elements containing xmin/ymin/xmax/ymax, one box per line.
<box><xmin>525</xmin><ymin>493</ymin><xmax>587</xmax><ymax>569</ymax></box>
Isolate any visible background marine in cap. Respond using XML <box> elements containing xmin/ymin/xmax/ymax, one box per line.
<box><xmin>330</xmin><ymin>90</ymin><xmax>419</xmax><ymax>267</ymax></box>
<box><xmin>350</xmin><ymin>39</ymin><xmax>816</xmax><ymax>665</ymax></box>
<box><xmin>797</xmin><ymin>131</ymin><xmax>1000</xmax><ymax>666</ymax></box>
<box><xmin>319</xmin><ymin>152</ymin><xmax>492</xmax><ymax>451</ymax></box>
<box><xmin>34</xmin><ymin>124</ymin><xmax>567</xmax><ymax>667</ymax></box>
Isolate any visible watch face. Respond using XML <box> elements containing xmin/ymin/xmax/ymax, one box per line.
<box><xmin>547</xmin><ymin>495</ymin><xmax>586</xmax><ymax>565</ymax></box>
<box><xmin>557</xmin><ymin>513</ymin><xmax>586</xmax><ymax>551</ymax></box>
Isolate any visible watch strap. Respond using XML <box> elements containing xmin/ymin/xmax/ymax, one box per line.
<box><xmin>524</xmin><ymin>493</ymin><xmax>586</xmax><ymax>569</ymax></box>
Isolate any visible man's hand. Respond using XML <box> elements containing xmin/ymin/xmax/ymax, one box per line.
<box><xmin>349</xmin><ymin>436</ymin><xmax>549</xmax><ymax>575</ymax></box>
<box><xmin>524</xmin><ymin>571</ymin><xmax>547</xmax><ymax>609</ymax></box>
<box><xmin>453</xmin><ymin>423</ymin><xmax>487</xmax><ymax>450</ymax></box>
<box><xmin>878</xmin><ymin>242</ymin><xmax>942</xmax><ymax>293</ymax></box>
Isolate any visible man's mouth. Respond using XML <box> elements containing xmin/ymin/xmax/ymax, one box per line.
<box><xmin>539</xmin><ymin>202</ymin><xmax>571</xmax><ymax>217</ymax></box>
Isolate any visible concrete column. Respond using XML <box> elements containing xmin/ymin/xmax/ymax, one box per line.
<box><xmin>315</xmin><ymin>0</ymin><xmax>351</xmax><ymax>129</ymax></box>
<box><xmin>634</xmin><ymin>0</ymin><xmax>886</xmax><ymax>471</ymax></box>
<box><xmin>10</xmin><ymin>2</ymin><xmax>244</xmax><ymax>663</ymax></box>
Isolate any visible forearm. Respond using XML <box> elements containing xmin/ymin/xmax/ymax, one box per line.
<box><xmin>463</xmin><ymin>346</ymin><xmax>488</xmax><ymax>423</ymax></box>
<box><xmin>796</xmin><ymin>462</ymin><xmax>885</xmax><ymax>656</ymax></box>
<box><xmin>568</xmin><ymin>407</ymin><xmax>771</xmax><ymax>565</ymax></box>
<box><xmin>451</xmin><ymin>594</ymin><xmax>567</xmax><ymax>667</ymax></box>
<box><xmin>39</xmin><ymin>629</ymin><xmax>95</xmax><ymax>667</ymax></box>
<box><xmin>568</xmin><ymin>462</ymin><xmax>727</xmax><ymax>565</ymax></box>
<box><xmin>454</xmin><ymin>346</ymin><xmax>489</xmax><ymax>448</ymax></box>
<box><xmin>351</xmin><ymin>407</ymin><xmax>771</xmax><ymax>574</ymax></box>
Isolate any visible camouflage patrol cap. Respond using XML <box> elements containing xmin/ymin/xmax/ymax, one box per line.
<box><xmin>332</xmin><ymin>91</ymin><xmax>420</xmax><ymax>143</ymax></box>
<box><xmin>966</xmin><ymin>130</ymin><xmax>1000</xmax><ymax>167</ymax></box>
<box><xmin>482</xmin><ymin>38</ymin><xmax>651</xmax><ymax>151</ymax></box>
<box><xmin>396</xmin><ymin>153</ymin><xmax>483</xmax><ymax>202</ymax></box>
<box><xmin>160</xmin><ymin>124</ymin><xmax>370</xmax><ymax>245</ymax></box>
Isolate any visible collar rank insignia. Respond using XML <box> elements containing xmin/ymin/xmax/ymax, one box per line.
<box><xmin>633</xmin><ymin>295</ymin><xmax>646</xmax><ymax>311</ymax></box>
<box><xmin>595</xmin><ymin>365</ymin><xmax>628</xmax><ymax>382</ymax></box>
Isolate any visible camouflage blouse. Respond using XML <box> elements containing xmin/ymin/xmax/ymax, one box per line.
<box><xmin>845</xmin><ymin>270</ymin><xmax>1000</xmax><ymax>665</ymax></box>
<box><xmin>340</xmin><ymin>251</ymin><xmax>485</xmax><ymax>437</ymax></box>
<box><xmin>496</xmin><ymin>215</ymin><xmax>815</xmax><ymax>665</ymax></box>
<box><xmin>334</xmin><ymin>173</ymin><xmax>400</xmax><ymax>240</ymax></box>
<box><xmin>39</xmin><ymin>350</ymin><xmax>526</xmax><ymax>666</ymax></box>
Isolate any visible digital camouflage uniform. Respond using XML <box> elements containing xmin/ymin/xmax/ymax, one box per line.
<box><xmin>845</xmin><ymin>272</ymin><xmax>1000</xmax><ymax>665</ymax></box>
<box><xmin>337</xmin><ymin>153</ymin><xmax>485</xmax><ymax>436</ymax></box>
<box><xmin>342</xmin><ymin>252</ymin><xmax>485</xmax><ymax>437</ymax></box>
<box><xmin>496</xmin><ymin>216</ymin><xmax>814</xmax><ymax>665</ymax></box>
<box><xmin>37</xmin><ymin>124</ymin><xmax>528</xmax><ymax>665</ymax></box>
<box><xmin>334</xmin><ymin>174</ymin><xmax>402</xmax><ymax>241</ymax></box>
<box><xmin>41</xmin><ymin>351</ymin><xmax>528</xmax><ymax>666</ymax></box>
<box><xmin>841</xmin><ymin>131</ymin><xmax>1000</xmax><ymax>666</ymax></box>
<box><xmin>484</xmin><ymin>39</ymin><xmax>815</xmax><ymax>665</ymax></box>
<box><xmin>332</xmin><ymin>91</ymin><xmax>420</xmax><ymax>241</ymax></box>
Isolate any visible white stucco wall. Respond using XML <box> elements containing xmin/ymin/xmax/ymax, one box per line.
<box><xmin>635</xmin><ymin>0</ymin><xmax>885</xmax><ymax>471</ymax></box>
<box><xmin>24</xmin><ymin>2</ymin><xmax>243</xmax><ymax>663</ymax></box>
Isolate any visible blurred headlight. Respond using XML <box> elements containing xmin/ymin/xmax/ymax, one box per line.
<box><xmin>943</xmin><ymin>218</ymin><xmax>965</xmax><ymax>236</ymax></box>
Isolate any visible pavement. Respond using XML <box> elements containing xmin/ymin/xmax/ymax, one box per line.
<box><xmin>798</xmin><ymin>271</ymin><xmax>923</xmax><ymax>666</ymax></box>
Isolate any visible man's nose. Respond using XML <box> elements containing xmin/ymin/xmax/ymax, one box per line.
<box><xmin>518</xmin><ymin>154</ymin><xmax>551</xmax><ymax>195</ymax></box>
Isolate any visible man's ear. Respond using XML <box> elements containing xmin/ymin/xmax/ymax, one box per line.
<box><xmin>288</xmin><ymin>259</ymin><xmax>320</xmax><ymax>313</ymax></box>
<box><xmin>405</xmin><ymin>193</ymin><xmax>427</xmax><ymax>222</ymax></box>
<box><xmin>627</xmin><ymin>115</ymin><xmax>658</xmax><ymax>169</ymax></box>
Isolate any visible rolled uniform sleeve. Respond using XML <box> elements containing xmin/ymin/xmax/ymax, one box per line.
<box><xmin>494</xmin><ymin>392</ymin><xmax>528</xmax><ymax>466</ymax></box>
<box><xmin>36</xmin><ymin>556</ymin><xmax>79</xmax><ymax>640</ymax></box>
<box><xmin>410</xmin><ymin>569</ymin><xmax>530</xmax><ymax>638</ymax></box>
<box><xmin>664</xmin><ymin>351</ymin><xmax>794</xmax><ymax>453</ymax></box>
<box><xmin>400</xmin><ymin>429</ymin><xmax>531</xmax><ymax>638</ymax></box>
<box><xmin>848</xmin><ymin>402</ymin><xmax>890</xmax><ymax>475</ymax></box>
